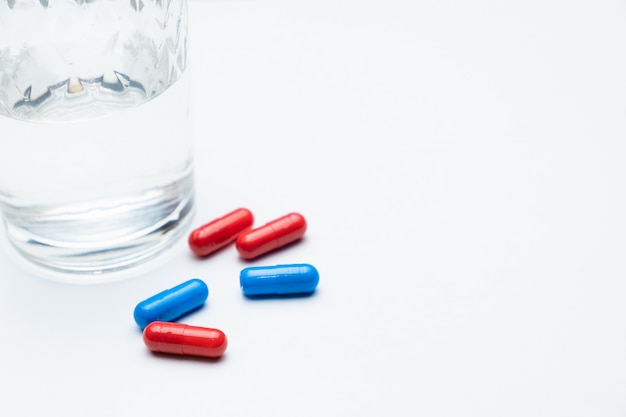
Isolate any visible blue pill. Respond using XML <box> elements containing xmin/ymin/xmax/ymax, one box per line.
<box><xmin>240</xmin><ymin>263</ymin><xmax>319</xmax><ymax>296</ymax></box>
<box><xmin>133</xmin><ymin>278</ymin><xmax>208</xmax><ymax>329</ymax></box>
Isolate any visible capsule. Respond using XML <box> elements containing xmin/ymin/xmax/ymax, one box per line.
<box><xmin>189</xmin><ymin>208</ymin><xmax>254</xmax><ymax>257</ymax></box>
<box><xmin>236</xmin><ymin>212</ymin><xmax>307</xmax><ymax>259</ymax></box>
<box><xmin>143</xmin><ymin>322</ymin><xmax>228</xmax><ymax>358</ymax></box>
<box><xmin>240</xmin><ymin>263</ymin><xmax>319</xmax><ymax>296</ymax></box>
<box><xmin>134</xmin><ymin>279</ymin><xmax>208</xmax><ymax>329</ymax></box>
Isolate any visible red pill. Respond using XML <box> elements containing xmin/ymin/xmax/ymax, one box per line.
<box><xmin>236</xmin><ymin>212</ymin><xmax>307</xmax><ymax>259</ymax></box>
<box><xmin>188</xmin><ymin>208</ymin><xmax>254</xmax><ymax>257</ymax></box>
<box><xmin>143</xmin><ymin>322</ymin><xmax>228</xmax><ymax>358</ymax></box>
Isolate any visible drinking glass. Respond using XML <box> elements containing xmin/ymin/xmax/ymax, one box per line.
<box><xmin>0</xmin><ymin>0</ymin><xmax>194</xmax><ymax>280</ymax></box>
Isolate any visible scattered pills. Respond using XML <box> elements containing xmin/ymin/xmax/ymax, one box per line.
<box><xmin>136</xmin><ymin>209</ymin><xmax>317</xmax><ymax>361</ymax></box>
<box><xmin>240</xmin><ymin>263</ymin><xmax>319</xmax><ymax>296</ymax></box>
<box><xmin>143</xmin><ymin>322</ymin><xmax>228</xmax><ymax>358</ymax></box>
<box><xmin>134</xmin><ymin>278</ymin><xmax>208</xmax><ymax>329</ymax></box>
<box><xmin>189</xmin><ymin>208</ymin><xmax>254</xmax><ymax>257</ymax></box>
<box><xmin>236</xmin><ymin>212</ymin><xmax>307</xmax><ymax>259</ymax></box>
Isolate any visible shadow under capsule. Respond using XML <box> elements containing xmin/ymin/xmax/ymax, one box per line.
<box><xmin>147</xmin><ymin>350</ymin><xmax>226</xmax><ymax>364</ymax></box>
<box><xmin>241</xmin><ymin>289</ymin><xmax>319</xmax><ymax>300</ymax></box>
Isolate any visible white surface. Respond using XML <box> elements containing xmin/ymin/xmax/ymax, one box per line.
<box><xmin>1</xmin><ymin>0</ymin><xmax>626</xmax><ymax>415</ymax></box>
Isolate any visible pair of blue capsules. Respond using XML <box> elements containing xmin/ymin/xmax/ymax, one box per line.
<box><xmin>134</xmin><ymin>264</ymin><xmax>320</xmax><ymax>329</ymax></box>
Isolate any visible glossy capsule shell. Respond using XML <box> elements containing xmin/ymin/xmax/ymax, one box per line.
<box><xmin>236</xmin><ymin>212</ymin><xmax>307</xmax><ymax>259</ymax></box>
<box><xmin>189</xmin><ymin>208</ymin><xmax>254</xmax><ymax>257</ymax></box>
<box><xmin>143</xmin><ymin>322</ymin><xmax>228</xmax><ymax>358</ymax></box>
<box><xmin>134</xmin><ymin>279</ymin><xmax>208</xmax><ymax>329</ymax></box>
<box><xmin>240</xmin><ymin>263</ymin><xmax>319</xmax><ymax>296</ymax></box>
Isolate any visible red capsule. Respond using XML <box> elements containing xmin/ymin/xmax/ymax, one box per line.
<box><xmin>188</xmin><ymin>208</ymin><xmax>254</xmax><ymax>257</ymax></box>
<box><xmin>236</xmin><ymin>212</ymin><xmax>307</xmax><ymax>259</ymax></box>
<box><xmin>143</xmin><ymin>322</ymin><xmax>228</xmax><ymax>358</ymax></box>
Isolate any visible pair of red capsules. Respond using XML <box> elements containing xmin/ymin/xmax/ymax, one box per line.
<box><xmin>188</xmin><ymin>208</ymin><xmax>307</xmax><ymax>259</ymax></box>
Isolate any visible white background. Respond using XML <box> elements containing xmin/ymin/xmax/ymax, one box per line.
<box><xmin>1</xmin><ymin>0</ymin><xmax>625</xmax><ymax>415</ymax></box>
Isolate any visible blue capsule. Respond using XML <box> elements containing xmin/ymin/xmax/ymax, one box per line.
<box><xmin>240</xmin><ymin>263</ymin><xmax>319</xmax><ymax>296</ymax></box>
<box><xmin>133</xmin><ymin>278</ymin><xmax>209</xmax><ymax>329</ymax></box>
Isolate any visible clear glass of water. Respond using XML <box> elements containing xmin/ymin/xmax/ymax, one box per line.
<box><xmin>0</xmin><ymin>0</ymin><xmax>195</xmax><ymax>280</ymax></box>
